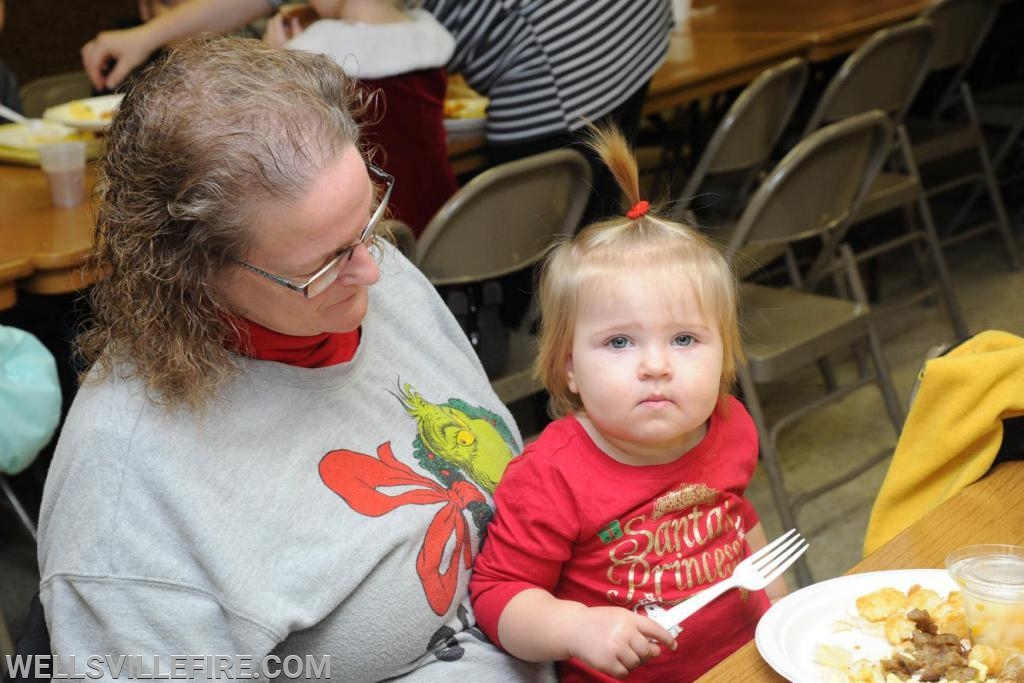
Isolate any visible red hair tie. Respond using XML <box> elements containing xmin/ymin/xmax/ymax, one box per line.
<box><xmin>627</xmin><ymin>200</ymin><xmax>650</xmax><ymax>220</ymax></box>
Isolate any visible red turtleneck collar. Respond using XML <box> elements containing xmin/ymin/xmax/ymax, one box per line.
<box><xmin>231</xmin><ymin>318</ymin><xmax>360</xmax><ymax>368</ymax></box>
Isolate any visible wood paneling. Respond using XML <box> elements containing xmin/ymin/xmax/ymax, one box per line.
<box><xmin>0</xmin><ymin>0</ymin><xmax>136</xmax><ymax>86</ymax></box>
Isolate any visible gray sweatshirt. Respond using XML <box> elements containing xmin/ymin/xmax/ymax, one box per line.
<box><xmin>38</xmin><ymin>247</ymin><xmax>553</xmax><ymax>682</ymax></box>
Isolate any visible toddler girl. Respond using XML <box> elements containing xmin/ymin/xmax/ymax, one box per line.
<box><xmin>469</xmin><ymin>126</ymin><xmax>787</xmax><ymax>682</ymax></box>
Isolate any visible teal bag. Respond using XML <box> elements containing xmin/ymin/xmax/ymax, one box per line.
<box><xmin>0</xmin><ymin>325</ymin><xmax>61</xmax><ymax>475</ymax></box>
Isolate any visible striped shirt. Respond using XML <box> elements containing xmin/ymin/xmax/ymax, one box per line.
<box><xmin>422</xmin><ymin>0</ymin><xmax>673</xmax><ymax>144</ymax></box>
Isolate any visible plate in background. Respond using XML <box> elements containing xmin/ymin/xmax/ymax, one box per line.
<box><xmin>0</xmin><ymin>123</ymin><xmax>101</xmax><ymax>166</ymax></box>
<box><xmin>444</xmin><ymin>117</ymin><xmax>486</xmax><ymax>137</ymax></box>
<box><xmin>43</xmin><ymin>94</ymin><xmax>124</xmax><ymax>132</ymax></box>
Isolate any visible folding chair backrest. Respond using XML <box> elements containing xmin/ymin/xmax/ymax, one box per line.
<box><xmin>676</xmin><ymin>58</ymin><xmax>808</xmax><ymax>211</ymax></box>
<box><xmin>416</xmin><ymin>149</ymin><xmax>592</xmax><ymax>286</ymax></box>
<box><xmin>729</xmin><ymin>111</ymin><xmax>893</xmax><ymax>257</ymax></box>
<box><xmin>920</xmin><ymin>0</ymin><xmax>998</xmax><ymax>110</ymax></box>
<box><xmin>921</xmin><ymin>0</ymin><xmax>997</xmax><ymax>72</ymax></box>
<box><xmin>19</xmin><ymin>71</ymin><xmax>93</xmax><ymax>119</ymax></box>
<box><xmin>804</xmin><ymin>19</ymin><xmax>934</xmax><ymax>134</ymax></box>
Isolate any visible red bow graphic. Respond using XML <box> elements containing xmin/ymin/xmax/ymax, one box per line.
<box><xmin>319</xmin><ymin>442</ymin><xmax>485</xmax><ymax>615</ymax></box>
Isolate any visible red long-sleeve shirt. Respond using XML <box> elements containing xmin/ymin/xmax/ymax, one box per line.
<box><xmin>470</xmin><ymin>396</ymin><xmax>770</xmax><ymax>682</ymax></box>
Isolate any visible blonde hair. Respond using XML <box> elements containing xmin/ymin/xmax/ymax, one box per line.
<box><xmin>534</xmin><ymin>125</ymin><xmax>744</xmax><ymax>419</ymax></box>
<box><xmin>76</xmin><ymin>35</ymin><xmax>364</xmax><ymax>410</ymax></box>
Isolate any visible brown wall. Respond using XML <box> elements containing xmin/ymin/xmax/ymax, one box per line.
<box><xmin>0</xmin><ymin>0</ymin><xmax>137</xmax><ymax>87</ymax></box>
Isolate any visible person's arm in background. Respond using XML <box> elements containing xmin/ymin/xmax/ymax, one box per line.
<box><xmin>81</xmin><ymin>0</ymin><xmax>278</xmax><ymax>90</ymax></box>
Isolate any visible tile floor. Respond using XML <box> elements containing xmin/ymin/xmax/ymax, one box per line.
<box><xmin>1</xmin><ymin>198</ymin><xmax>1022</xmax><ymax>654</ymax></box>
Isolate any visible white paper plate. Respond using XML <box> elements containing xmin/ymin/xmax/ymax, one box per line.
<box><xmin>43</xmin><ymin>94</ymin><xmax>124</xmax><ymax>131</ymax></box>
<box><xmin>755</xmin><ymin>569</ymin><xmax>957</xmax><ymax>682</ymax></box>
<box><xmin>444</xmin><ymin>117</ymin><xmax>486</xmax><ymax>136</ymax></box>
<box><xmin>0</xmin><ymin>121</ymin><xmax>77</xmax><ymax>149</ymax></box>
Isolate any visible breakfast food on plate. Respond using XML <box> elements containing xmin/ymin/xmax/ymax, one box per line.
<box><xmin>0</xmin><ymin>122</ymin><xmax>90</xmax><ymax>150</ymax></box>
<box><xmin>444</xmin><ymin>97</ymin><xmax>489</xmax><ymax>119</ymax></box>
<box><xmin>277</xmin><ymin>2</ymin><xmax>319</xmax><ymax>27</ymax></box>
<box><xmin>816</xmin><ymin>585</ymin><xmax>1024</xmax><ymax>682</ymax></box>
<box><xmin>66</xmin><ymin>100</ymin><xmax>115</xmax><ymax>122</ymax></box>
<box><xmin>444</xmin><ymin>74</ymin><xmax>489</xmax><ymax>119</ymax></box>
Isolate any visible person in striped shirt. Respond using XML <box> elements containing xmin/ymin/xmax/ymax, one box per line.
<box><xmin>82</xmin><ymin>0</ymin><xmax>673</xmax><ymax>215</ymax></box>
<box><xmin>422</xmin><ymin>0</ymin><xmax>674</xmax><ymax>221</ymax></box>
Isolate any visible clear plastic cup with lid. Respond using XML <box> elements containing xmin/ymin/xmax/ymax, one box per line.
<box><xmin>946</xmin><ymin>544</ymin><xmax>1024</xmax><ymax>652</ymax></box>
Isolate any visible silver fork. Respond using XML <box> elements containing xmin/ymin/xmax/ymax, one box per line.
<box><xmin>648</xmin><ymin>529</ymin><xmax>808</xmax><ymax>636</ymax></box>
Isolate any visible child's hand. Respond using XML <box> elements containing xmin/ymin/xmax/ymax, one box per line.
<box><xmin>262</xmin><ymin>14</ymin><xmax>302</xmax><ymax>48</ymax></box>
<box><xmin>566</xmin><ymin>606</ymin><xmax>678</xmax><ymax>679</ymax></box>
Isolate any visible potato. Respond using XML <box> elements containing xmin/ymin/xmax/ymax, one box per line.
<box><xmin>856</xmin><ymin>587</ymin><xmax>909</xmax><ymax>622</ymax></box>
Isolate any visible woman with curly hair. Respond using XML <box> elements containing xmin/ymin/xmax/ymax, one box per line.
<box><xmin>38</xmin><ymin>34</ymin><xmax>550</xmax><ymax>681</ymax></box>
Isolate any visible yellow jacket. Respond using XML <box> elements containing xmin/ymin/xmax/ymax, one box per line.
<box><xmin>863</xmin><ymin>330</ymin><xmax>1024</xmax><ymax>556</ymax></box>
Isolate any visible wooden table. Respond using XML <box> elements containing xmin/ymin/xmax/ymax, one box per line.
<box><xmin>644</xmin><ymin>29</ymin><xmax>809</xmax><ymax>114</ymax></box>
<box><xmin>697</xmin><ymin>460</ymin><xmax>1024</xmax><ymax>681</ymax></box>
<box><xmin>0</xmin><ymin>127</ymin><xmax>492</xmax><ymax>302</ymax></box>
<box><xmin>689</xmin><ymin>0</ymin><xmax>931</xmax><ymax>61</ymax></box>
<box><xmin>0</xmin><ymin>0</ymin><xmax>950</xmax><ymax>305</ymax></box>
<box><xmin>0</xmin><ymin>164</ymin><xmax>99</xmax><ymax>304</ymax></box>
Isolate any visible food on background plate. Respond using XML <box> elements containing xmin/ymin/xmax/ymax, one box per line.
<box><xmin>444</xmin><ymin>74</ymin><xmax>489</xmax><ymax>119</ymax></box>
<box><xmin>0</xmin><ymin>122</ymin><xmax>92</xmax><ymax>150</ymax></box>
<box><xmin>277</xmin><ymin>3</ymin><xmax>320</xmax><ymax>28</ymax></box>
<box><xmin>43</xmin><ymin>94</ymin><xmax>124</xmax><ymax>132</ymax></box>
<box><xmin>66</xmin><ymin>101</ymin><xmax>114</xmax><ymax>122</ymax></box>
<box><xmin>815</xmin><ymin>585</ymin><xmax>1024</xmax><ymax>682</ymax></box>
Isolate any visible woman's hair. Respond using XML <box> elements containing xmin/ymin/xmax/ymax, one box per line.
<box><xmin>76</xmin><ymin>34</ymin><xmax>363</xmax><ymax>409</ymax></box>
<box><xmin>535</xmin><ymin>125</ymin><xmax>744</xmax><ymax>419</ymax></box>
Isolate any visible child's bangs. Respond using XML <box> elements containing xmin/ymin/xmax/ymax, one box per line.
<box><xmin>573</xmin><ymin>235</ymin><xmax>732</xmax><ymax>321</ymax></box>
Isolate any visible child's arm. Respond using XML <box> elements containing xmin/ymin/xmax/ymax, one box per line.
<box><xmin>746</xmin><ymin>522</ymin><xmax>789</xmax><ymax>602</ymax></box>
<box><xmin>469</xmin><ymin>452</ymin><xmax>676</xmax><ymax>678</ymax></box>
<box><xmin>496</xmin><ymin>588</ymin><xmax>677</xmax><ymax>679</ymax></box>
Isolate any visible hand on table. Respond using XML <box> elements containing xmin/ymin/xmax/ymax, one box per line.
<box><xmin>566</xmin><ymin>606</ymin><xmax>678</xmax><ymax>680</ymax></box>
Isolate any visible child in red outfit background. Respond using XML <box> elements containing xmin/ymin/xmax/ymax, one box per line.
<box><xmin>263</xmin><ymin>0</ymin><xmax>457</xmax><ymax>236</ymax></box>
<box><xmin>469</xmin><ymin>126</ymin><xmax>788</xmax><ymax>682</ymax></box>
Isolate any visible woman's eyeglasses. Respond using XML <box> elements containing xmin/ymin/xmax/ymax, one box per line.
<box><xmin>232</xmin><ymin>163</ymin><xmax>394</xmax><ymax>299</ymax></box>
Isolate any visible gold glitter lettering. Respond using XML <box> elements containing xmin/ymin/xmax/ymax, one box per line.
<box><xmin>705</xmin><ymin>505</ymin><xmax>723</xmax><ymax>539</ymax></box>
<box><xmin>651</xmin><ymin>483</ymin><xmax>719</xmax><ymax>520</ymax></box>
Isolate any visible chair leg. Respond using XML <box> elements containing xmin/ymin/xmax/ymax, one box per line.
<box><xmin>830</xmin><ymin>271</ymin><xmax>871</xmax><ymax>378</ymax></box>
<box><xmin>816</xmin><ymin>358</ymin><xmax>839</xmax><ymax>393</ymax></box>
<box><xmin>737</xmin><ymin>368</ymin><xmax>813</xmax><ymax>587</ymax></box>
<box><xmin>945</xmin><ymin>110</ymin><xmax>1024</xmax><ymax>235</ymax></box>
<box><xmin>961</xmin><ymin>84</ymin><xmax>1023</xmax><ymax>271</ymax></box>
<box><xmin>896</xmin><ymin>127</ymin><xmax>970</xmax><ymax>340</ymax></box>
<box><xmin>911</xmin><ymin>197</ymin><xmax>970</xmax><ymax>340</ymax></box>
<box><xmin>0</xmin><ymin>476</ymin><xmax>37</xmax><ymax>542</ymax></box>
<box><xmin>901</xmin><ymin>205</ymin><xmax>932</xmax><ymax>293</ymax></box>
<box><xmin>867</xmin><ymin>325</ymin><xmax>906</xmax><ymax>434</ymax></box>
<box><xmin>840</xmin><ymin>245</ymin><xmax>906</xmax><ymax>433</ymax></box>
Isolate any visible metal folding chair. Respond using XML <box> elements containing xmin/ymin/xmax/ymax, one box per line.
<box><xmin>727</xmin><ymin>111</ymin><xmax>906</xmax><ymax>586</ymax></box>
<box><xmin>802</xmin><ymin>19</ymin><xmax>969</xmax><ymax>340</ymax></box>
<box><xmin>672</xmin><ymin>57</ymin><xmax>808</xmax><ymax>227</ymax></box>
<box><xmin>670</xmin><ymin>58</ymin><xmax>809</xmax><ymax>279</ymax></box>
<box><xmin>905</xmin><ymin>0</ymin><xmax>1021</xmax><ymax>270</ymax></box>
<box><xmin>415</xmin><ymin>149</ymin><xmax>592</xmax><ymax>404</ymax></box>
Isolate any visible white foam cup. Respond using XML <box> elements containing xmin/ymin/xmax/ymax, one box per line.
<box><xmin>38</xmin><ymin>141</ymin><xmax>87</xmax><ymax>208</ymax></box>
